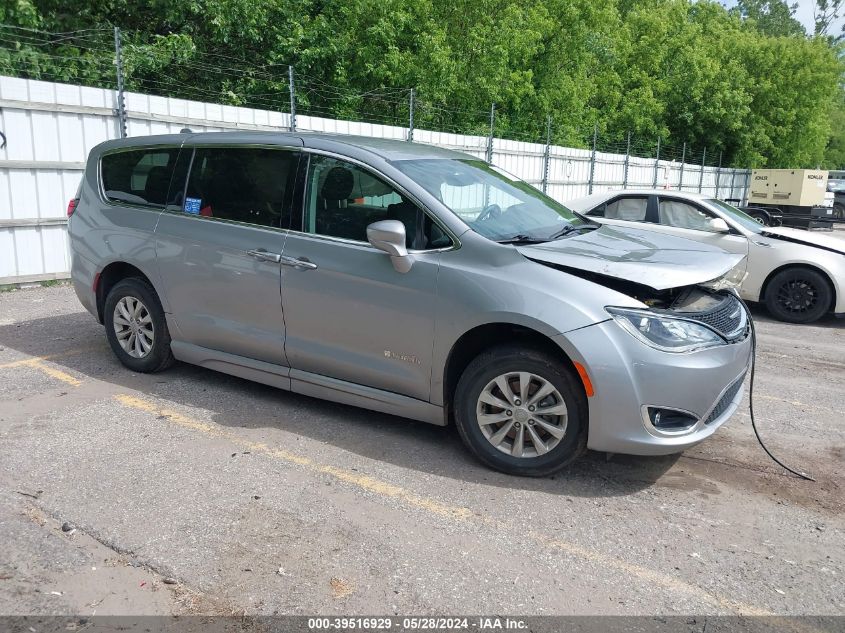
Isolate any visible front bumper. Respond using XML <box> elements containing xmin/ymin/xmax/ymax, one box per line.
<box><xmin>554</xmin><ymin>318</ymin><xmax>752</xmax><ymax>456</ymax></box>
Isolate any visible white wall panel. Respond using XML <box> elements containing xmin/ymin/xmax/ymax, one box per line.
<box><xmin>0</xmin><ymin>74</ymin><xmax>751</xmax><ymax>282</ymax></box>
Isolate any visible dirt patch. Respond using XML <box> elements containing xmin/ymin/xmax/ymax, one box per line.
<box><xmin>676</xmin><ymin>440</ymin><xmax>844</xmax><ymax>516</ymax></box>
<box><xmin>329</xmin><ymin>577</ymin><xmax>355</xmax><ymax>599</ymax></box>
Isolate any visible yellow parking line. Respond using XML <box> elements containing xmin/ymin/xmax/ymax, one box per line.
<box><xmin>0</xmin><ymin>349</ymin><xmax>86</xmax><ymax>386</ymax></box>
<box><xmin>0</xmin><ymin>357</ymin><xmax>43</xmax><ymax>369</ymax></box>
<box><xmin>0</xmin><ymin>357</ymin><xmax>82</xmax><ymax>386</ymax></box>
<box><xmin>113</xmin><ymin>394</ymin><xmax>472</xmax><ymax>520</ymax></box>
<box><xmin>28</xmin><ymin>359</ymin><xmax>82</xmax><ymax>387</ymax></box>
<box><xmin>114</xmin><ymin>392</ymin><xmax>776</xmax><ymax>616</ymax></box>
<box><xmin>0</xmin><ymin>348</ymin><xmax>87</xmax><ymax>369</ymax></box>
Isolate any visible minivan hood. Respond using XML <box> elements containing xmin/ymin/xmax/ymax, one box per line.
<box><xmin>516</xmin><ymin>224</ymin><xmax>744</xmax><ymax>291</ymax></box>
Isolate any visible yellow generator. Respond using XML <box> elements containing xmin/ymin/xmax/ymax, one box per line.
<box><xmin>743</xmin><ymin>169</ymin><xmax>836</xmax><ymax>229</ymax></box>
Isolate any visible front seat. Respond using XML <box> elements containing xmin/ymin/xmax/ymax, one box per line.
<box><xmin>317</xmin><ymin>167</ymin><xmax>355</xmax><ymax>237</ymax></box>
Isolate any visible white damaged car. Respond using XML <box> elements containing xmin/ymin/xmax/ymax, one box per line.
<box><xmin>567</xmin><ymin>189</ymin><xmax>845</xmax><ymax>323</ymax></box>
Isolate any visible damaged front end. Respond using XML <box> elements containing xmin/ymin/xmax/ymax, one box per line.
<box><xmin>534</xmin><ymin>259</ymin><xmax>750</xmax><ymax>351</ymax></box>
<box><xmin>606</xmin><ymin>288</ymin><xmax>749</xmax><ymax>354</ymax></box>
<box><xmin>515</xmin><ymin>223</ymin><xmax>751</xmax><ymax>349</ymax></box>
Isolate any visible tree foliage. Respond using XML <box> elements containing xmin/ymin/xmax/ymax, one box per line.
<box><xmin>730</xmin><ymin>1</ymin><xmax>804</xmax><ymax>37</ymax></box>
<box><xmin>1</xmin><ymin>0</ymin><xmax>843</xmax><ymax>167</ymax></box>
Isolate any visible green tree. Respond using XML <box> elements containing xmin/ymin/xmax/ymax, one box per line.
<box><xmin>1</xmin><ymin>0</ymin><xmax>843</xmax><ymax>168</ymax></box>
<box><xmin>731</xmin><ymin>0</ymin><xmax>805</xmax><ymax>37</ymax></box>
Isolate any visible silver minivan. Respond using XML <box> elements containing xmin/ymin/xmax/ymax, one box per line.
<box><xmin>69</xmin><ymin>132</ymin><xmax>752</xmax><ymax>476</ymax></box>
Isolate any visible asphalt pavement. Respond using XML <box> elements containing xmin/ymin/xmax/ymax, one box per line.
<box><xmin>0</xmin><ymin>284</ymin><xmax>842</xmax><ymax>617</ymax></box>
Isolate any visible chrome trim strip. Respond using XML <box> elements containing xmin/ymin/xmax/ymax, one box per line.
<box><xmin>639</xmin><ymin>404</ymin><xmax>701</xmax><ymax>438</ymax></box>
<box><xmin>157</xmin><ymin>210</ymin><xmax>292</xmax><ymax>235</ymax></box>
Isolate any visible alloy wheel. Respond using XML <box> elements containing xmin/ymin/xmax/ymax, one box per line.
<box><xmin>113</xmin><ymin>296</ymin><xmax>155</xmax><ymax>358</ymax></box>
<box><xmin>776</xmin><ymin>279</ymin><xmax>818</xmax><ymax>314</ymax></box>
<box><xmin>475</xmin><ymin>372</ymin><xmax>568</xmax><ymax>458</ymax></box>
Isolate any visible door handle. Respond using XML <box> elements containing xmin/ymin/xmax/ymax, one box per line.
<box><xmin>247</xmin><ymin>249</ymin><xmax>282</xmax><ymax>263</ymax></box>
<box><xmin>280</xmin><ymin>255</ymin><xmax>318</xmax><ymax>270</ymax></box>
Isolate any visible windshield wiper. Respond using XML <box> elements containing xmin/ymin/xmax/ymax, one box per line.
<box><xmin>495</xmin><ymin>234</ymin><xmax>549</xmax><ymax>244</ymax></box>
<box><xmin>547</xmin><ymin>223</ymin><xmax>600</xmax><ymax>240</ymax></box>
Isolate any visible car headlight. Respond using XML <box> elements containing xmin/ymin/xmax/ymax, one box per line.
<box><xmin>606</xmin><ymin>307</ymin><xmax>726</xmax><ymax>353</ymax></box>
<box><xmin>700</xmin><ymin>257</ymin><xmax>747</xmax><ymax>292</ymax></box>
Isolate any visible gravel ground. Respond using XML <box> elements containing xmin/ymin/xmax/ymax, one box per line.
<box><xmin>0</xmin><ymin>284</ymin><xmax>842</xmax><ymax>617</ymax></box>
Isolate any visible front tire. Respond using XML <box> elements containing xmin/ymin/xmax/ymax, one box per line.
<box><xmin>104</xmin><ymin>278</ymin><xmax>175</xmax><ymax>372</ymax></box>
<box><xmin>764</xmin><ymin>267</ymin><xmax>832</xmax><ymax>324</ymax></box>
<box><xmin>454</xmin><ymin>345</ymin><xmax>587</xmax><ymax>476</ymax></box>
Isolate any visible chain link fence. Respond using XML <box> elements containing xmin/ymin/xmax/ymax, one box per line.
<box><xmin>0</xmin><ymin>24</ymin><xmax>751</xmax><ymax>282</ymax></box>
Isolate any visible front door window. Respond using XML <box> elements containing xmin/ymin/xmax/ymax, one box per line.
<box><xmin>657</xmin><ymin>200</ymin><xmax>715</xmax><ymax>231</ymax></box>
<box><xmin>303</xmin><ymin>155</ymin><xmax>451</xmax><ymax>250</ymax></box>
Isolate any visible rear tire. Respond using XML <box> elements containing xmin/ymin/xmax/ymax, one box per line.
<box><xmin>104</xmin><ymin>278</ymin><xmax>175</xmax><ymax>373</ymax></box>
<box><xmin>833</xmin><ymin>203</ymin><xmax>845</xmax><ymax>220</ymax></box>
<box><xmin>454</xmin><ymin>345</ymin><xmax>587</xmax><ymax>476</ymax></box>
<box><xmin>747</xmin><ymin>209</ymin><xmax>770</xmax><ymax>226</ymax></box>
<box><xmin>764</xmin><ymin>267</ymin><xmax>832</xmax><ymax>324</ymax></box>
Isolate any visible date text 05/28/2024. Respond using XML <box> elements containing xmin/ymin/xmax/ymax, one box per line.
<box><xmin>307</xmin><ymin>617</ymin><xmax>528</xmax><ymax>630</ymax></box>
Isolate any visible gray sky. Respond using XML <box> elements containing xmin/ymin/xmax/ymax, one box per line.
<box><xmin>722</xmin><ymin>0</ymin><xmax>845</xmax><ymax>35</ymax></box>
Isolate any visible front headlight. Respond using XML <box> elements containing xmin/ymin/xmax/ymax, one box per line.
<box><xmin>700</xmin><ymin>257</ymin><xmax>747</xmax><ymax>292</ymax></box>
<box><xmin>606</xmin><ymin>307</ymin><xmax>726</xmax><ymax>353</ymax></box>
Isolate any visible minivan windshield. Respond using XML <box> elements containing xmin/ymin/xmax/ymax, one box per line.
<box><xmin>394</xmin><ymin>159</ymin><xmax>591</xmax><ymax>242</ymax></box>
<box><xmin>706</xmin><ymin>198</ymin><xmax>763</xmax><ymax>234</ymax></box>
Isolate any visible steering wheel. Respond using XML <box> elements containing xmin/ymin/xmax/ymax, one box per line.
<box><xmin>476</xmin><ymin>203</ymin><xmax>502</xmax><ymax>222</ymax></box>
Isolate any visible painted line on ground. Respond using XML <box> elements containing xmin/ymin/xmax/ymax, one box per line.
<box><xmin>113</xmin><ymin>394</ymin><xmax>471</xmax><ymax>521</ymax></box>
<box><xmin>113</xmin><ymin>392</ymin><xmax>774</xmax><ymax>617</ymax></box>
<box><xmin>0</xmin><ymin>356</ymin><xmax>83</xmax><ymax>386</ymax></box>
<box><xmin>0</xmin><ymin>347</ymin><xmax>89</xmax><ymax>369</ymax></box>
<box><xmin>28</xmin><ymin>359</ymin><xmax>82</xmax><ymax>387</ymax></box>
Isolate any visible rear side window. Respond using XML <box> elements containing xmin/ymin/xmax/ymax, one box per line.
<box><xmin>181</xmin><ymin>147</ymin><xmax>298</xmax><ymax>229</ymax></box>
<box><xmin>101</xmin><ymin>149</ymin><xmax>179</xmax><ymax>208</ymax></box>
<box><xmin>604</xmin><ymin>197</ymin><xmax>648</xmax><ymax>221</ymax></box>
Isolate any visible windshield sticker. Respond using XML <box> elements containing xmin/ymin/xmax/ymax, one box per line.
<box><xmin>184</xmin><ymin>197</ymin><xmax>202</xmax><ymax>215</ymax></box>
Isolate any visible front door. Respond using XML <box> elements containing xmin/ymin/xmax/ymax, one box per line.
<box><xmin>154</xmin><ymin>145</ymin><xmax>300</xmax><ymax>365</ymax></box>
<box><xmin>652</xmin><ymin>196</ymin><xmax>749</xmax><ymax>259</ymax></box>
<box><xmin>279</xmin><ymin>153</ymin><xmax>446</xmax><ymax>401</ymax></box>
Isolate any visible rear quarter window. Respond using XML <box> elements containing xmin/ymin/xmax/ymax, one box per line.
<box><xmin>101</xmin><ymin>148</ymin><xmax>179</xmax><ymax>208</ymax></box>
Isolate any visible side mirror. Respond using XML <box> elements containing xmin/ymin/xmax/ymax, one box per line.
<box><xmin>367</xmin><ymin>220</ymin><xmax>414</xmax><ymax>273</ymax></box>
<box><xmin>707</xmin><ymin>217</ymin><xmax>730</xmax><ymax>233</ymax></box>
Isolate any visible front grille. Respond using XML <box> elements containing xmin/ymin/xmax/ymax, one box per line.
<box><xmin>691</xmin><ymin>294</ymin><xmax>747</xmax><ymax>341</ymax></box>
<box><xmin>704</xmin><ymin>373</ymin><xmax>746</xmax><ymax>425</ymax></box>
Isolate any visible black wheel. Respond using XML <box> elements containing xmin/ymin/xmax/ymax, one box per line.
<box><xmin>748</xmin><ymin>210</ymin><xmax>770</xmax><ymax>226</ymax></box>
<box><xmin>764</xmin><ymin>268</ymin><xmax>832</xmax><ymax>324</ymax></box>
<box><xmin>104</xmin><ymin>277</ymin><xmax>175</xmax><ymax>372</ymax></box>
<box><xmin>454</xmin><ymin>345</ymin><xmax>587</xmax><ymax>476</ymax></box>
<box><xmin>833</xmin><ymin>203</ymin><xmax>845</xmax><ymax>220</ymax></box>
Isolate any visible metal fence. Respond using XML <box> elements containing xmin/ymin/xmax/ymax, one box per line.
<box><xmin>0</xmin><ymin>71</ymin><xmax>750</xmax><ymax>283</ymax></box>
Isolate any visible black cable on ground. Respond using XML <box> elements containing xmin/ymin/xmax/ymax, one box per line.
<box><xmin>741</xmin><ymin>297</ymin><xmax>816</xmax><ymax>481</ymax></box>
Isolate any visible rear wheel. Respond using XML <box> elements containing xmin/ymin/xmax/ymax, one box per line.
<box><xmin>104</xmin><ymin>278</ymin><xmax>175</xmax><ymax>372</ymax></box>
<box><xmin>454</xmin><ymin>345</ymin><xmax>587</xmax><ymax>476</ymax></box>
<box><xmin>747</xmin><ymin>209</ymin><xmax>770</xmax><ymax>226</ymax></box>
<box><xmin>833</xmin><ymin>203</ymin><xmax>845</xmax><ymax>220</ymax></box>
<box><xmin>764</xmin><ymin>268</ymin><xmax>832</xmax><ymax>324</ymax></box>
